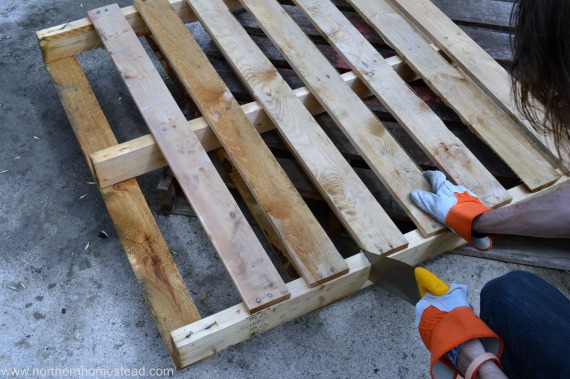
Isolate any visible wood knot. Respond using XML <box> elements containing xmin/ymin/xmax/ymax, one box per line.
<box><xmin>112</xmin><ymin>182</ymin><xmax>128</xmax><ymax>191</ymax></box>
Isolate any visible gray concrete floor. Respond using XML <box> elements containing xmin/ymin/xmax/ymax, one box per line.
<box><xmin>1</xmin><ymin>1</ymin><xmax>568</xmax><ymax>378</ymax></box>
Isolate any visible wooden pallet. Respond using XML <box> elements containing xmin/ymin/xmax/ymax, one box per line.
<box><xmin>36</xmin><ymin>0</ymin><xmax>569</xmax><ymax>369</ymax></box>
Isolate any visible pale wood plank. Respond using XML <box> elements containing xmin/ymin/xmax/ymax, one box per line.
<box><xmin>293</xmin><ymin>0</ymin><xmax>510</xmax><ymax>208</ymax></box>
<box><xmin>391</xmin><ymin>0</ymin><xmax>568</xmax><ymax>169</ymax></box>
<box><xmin>90</xmin><ymin>58</ymin><xmax>417</xmax><ymax>188</ymax></box>
<box><xmin>32</xmin><ymin>0</ymin><xmax>512</xmax><ymax>65</ymax></box>
<box><xmin>172</xmin><ymin>173</ymin><xmax>570</xmax><ymax>367</ymax></box>
<box><xmin>92</xmin><ymin>134</ymin><xmax>166</xmax><ymax>187</ymax></box>
<box><xmin>453</xmin><ymin>236</ymin><xmax>570</xmax><ymax>271</ymax></box>
<box><xmin>430</xmin><ymin>0</ymin><xmax>512</xmax><ymax>29</ymax></box>
<box><xmin>187</xmin><ymin>0</ymin><xmax>407</xmax><ymax>254</ymax></box>
<box><xmin>349</xmin><ymin>0</ymin><xmax>560</xmax><ymax>192</ymax></box>
<box><xmin>132</xmin><ymin>0</ymin><xmax>348</xmax><ymax>286</ymax></box>
<box><xmin>239</xmin><ymin>0</ymin><xmax>443</xmax><ymax>237</ymax></box>
<box><xmin>45</xmin><ymin>56</ymin><xmax>200</xmax><ymax>368</ymax></box>
<box><xmin>35</xmin><ymin>0</ymin><xmax>243</xmax><ymax>63</ymax></box>
<box><xmin>88</xmin><ymin>4</ymin><xmax>290</xmax><ymax>312</ymax></box>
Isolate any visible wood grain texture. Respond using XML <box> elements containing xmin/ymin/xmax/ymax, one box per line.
<box><xmin>90</xmin><ymin>57</ymin><xmax>416</xmax><ymax>188</ymax></box>
<box><xmin>390</xmin><ymin>0</ymin><xmax>567</xmax><ymax>169</ymax></box>
<box><xmin>188</xmin><ymin>0</ymin><xmax>407</xmax><ymax>254</ymax></box>
<box><xmin>171</xmin><ymin>172</ymin><xmax>570</xmax><ymax>367</ymax></box>
<box><xmin>132</xmin><ymin>0</ymin><xmax>348</xmax><ymax>286</ymax></box>
<box><xmin>239</xmin><ymin>0</ymin><xmax>443</xmax><ymax>237</ymax></box>
<box><xmin>430</xmin><ymin>0</ymin><xmax>512</xmax><ymax>29</ymax></box>
<box><xmin>237</xmin><ymin>3</ymin><xmax>513</xmax><ymax>64</ymax></box>
<box><xmin>349</xmin><ymin>0</ymin><xmax>560</xmax><ymax>192</ymax></box>
<box><xmin>36</xmin><ymin>0</ymin><xmax>243</xmax><ymax>63</ymax></box>
<box><xmin>293</xmin><ymin>0</ymin><xmax>510</xmax><ymax>208</ymax></box>
<box><xmin>216</xmin><ymin>149</ymin><xmax>300</xmax><ymax>280</ymax></box>
<box><xmin>173</xmin><ymin>253</ymin><xmax>371</xmax><ymax>367</ymax></box>
<box><xmin>453</xmin><ymin>236</ymin><xmax>570</xmax><ymax>271</ymax></box>
<box><xmin>34</xmin><ymin>0</ymin><xmax>512</xmax><ymax>64</ymax></box>
<box><xmin>45</xmin><ymin>56</ymin><xmax>200</xmax><ymax>368</ymax></box>
<box><xmin>88</xmin><ymin>4</ymin><xmax>289</xmax><ymax>312</ymax></box>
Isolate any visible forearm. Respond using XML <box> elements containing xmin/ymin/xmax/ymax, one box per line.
<box><xmin>472</xmin><ymin>186</ymin><xmax>570</xmax><ymax>238</ymax></box>
<box><xmin>456</xmin><ymin>339</ymin><xmax>506</xmax><ymax>379</ymax></box>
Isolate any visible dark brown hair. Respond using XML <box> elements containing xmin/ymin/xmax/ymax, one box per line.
<box><xmin>510</xmin><ymin>0</ymin><xmax>570</xmax><ymax>156</ymax></box>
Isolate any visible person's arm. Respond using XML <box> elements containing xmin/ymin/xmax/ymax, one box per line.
<box><xmin>411</xmin><ymin>171</ymin><xmax>570</xmax><ymax>251</ymax></box>
<box><xmin>472</xmin><ymin>186</ymin><xmax>570</xmax><ymax>238</ymax></box>
<box><xmin>456</xmin><ymin>339</ymin><xmax>506</xmax><ymax>379</ymax></box>
<box><xmin>415</xmin><ymin>284</ymin><xmax>505</xmax><ymax>379</ymax></box>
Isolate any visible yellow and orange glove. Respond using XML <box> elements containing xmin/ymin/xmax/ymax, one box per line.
<box><xmin>411</xmin><ymin>171</ymin><xmax>493</xmax><ymax>251</ymax></box>
<box><xmin>415</xmin><ymin>284</ymin><xmax>503</xmax><ymax>379</ymax></box>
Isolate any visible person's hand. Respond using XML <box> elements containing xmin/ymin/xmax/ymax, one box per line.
<box><xmin>416</xmin><ymin>283</ymin><xmax>503</xmax><ymax>379</ymax></box>
<box><xmin>411</xmin><ymin>171</ymin><xmax>493</xmax><ymax>251</ymax></box>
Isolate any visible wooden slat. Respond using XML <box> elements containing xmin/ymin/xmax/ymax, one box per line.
<box><xmin>430</xmin><ymin>0</ymin><xmax>512</xmax><ymax>29</ymax></box>
<box><xmin>188</xmin><ymin>0</ymin><xmax>407</xmax><ymax>254</ymax></box>
<box><xmin>35</xmin><ymin>0</ymin><xmax>512</xmax><ymax>65</ymax></box>
<box><xmin>284</xmin><ymin>0</ymin><xmax>513</xmax><ymax>30</ymax></box>
<box><xmin>88</xmin><ymin>4</ymin><xmax>290</xmax><ymax>312</ymax></box>
<box><xmin>455</xmin><ymin>27</ymin><xmax>512</xmax><ymax>65</ymax></box>
<box><xmin>349</xmin><ymin>0</ymin><xmax>560</xmax><ymax>192</ymax></box>
<box><xmin>131</xmin><ymin>0</ymin><xmax>348</xmax><ymax>286</ymax></box>
<box><xmin>171</xmin><ymin>173</ymin><xmax>570</xmax><ymax>367</ymax></box>
<box><xmin>293</xmin><ymin>0</ymin><xmax>510</xmax><ymax>208</ymax></box>
<box><xmin>236</xmin><ymin>4</ymin><xmax>382</xmax><ymax>46</ymax></box>
<box><xmin>390</xmin><ymin>0</ymin><xmax>568</xmax><ymax>169</ymax></box>
<box><xmin>90</xmin><ymin>59</ymin><xmax>418</xmax><ymax>188</ymax></box>
<box><xmin>239</xmin><ymin>0</ymin><xmax>443</xmax><ymax>237</ymax></box>
<box><xmin>45</xmin><ymin>56</ymin><xmax>200</xmax><ymax>368</ymax></box>
<box><xmin>238</xmin><ymin>4</ymin><xmax>513</xmax><ymax>64</ymax></box>
<box><xmin>453</xmin><ymin>236</ymin><xmax>570</xmax><ymax>271</ymax></box>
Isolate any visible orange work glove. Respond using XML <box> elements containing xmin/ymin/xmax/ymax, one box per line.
<box><xmin>411</xmin><ymin>171</ymin><xmax>493</xmax><ymax>251</ymax></box>
<box><xmin>415</xmin><ymin>284</ymin><xmax>503</xmax><ymax>379</ymax></box>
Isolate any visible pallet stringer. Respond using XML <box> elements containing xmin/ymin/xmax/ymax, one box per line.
<box><xmin>45</xmin><ymin>56</ymin><xmax>201</xmax><ymax>368</ymax></box>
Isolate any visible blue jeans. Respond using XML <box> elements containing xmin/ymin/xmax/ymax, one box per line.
<box><xmin>480</xmin><ymin>271</ymin><xmax>570</xmax><ymax>379</ymax></box>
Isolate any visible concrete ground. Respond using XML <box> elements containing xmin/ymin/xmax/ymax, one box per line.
<box><xmin>1</xmin><ymin>0</ymin><xmax>568</xmax><ymax>378</ymax></box>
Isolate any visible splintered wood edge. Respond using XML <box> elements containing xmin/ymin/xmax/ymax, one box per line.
<box><xmin>170</xmin><ymin>171</ymin><xmax>570</xmax><ymax>368</ymax></box>
<box><xmin>90</xmin><ymin>57</ymin><xmax>417</xmax><ymax>188</ymax></box>
<box><xmin>35</xmin><ymin>0</ymin><xmax>243</xmax><ymax>63</ymax></box>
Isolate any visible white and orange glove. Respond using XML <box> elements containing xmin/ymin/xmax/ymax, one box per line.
<box><xmin>411</xmin><ymin>171</ymin><xmax>493</xmax><ymax>251</ymax></box>
<box><xmin>415</xmin><ymin>284</ymin><xmax>503</xmax><ymax>379</ymax></box>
